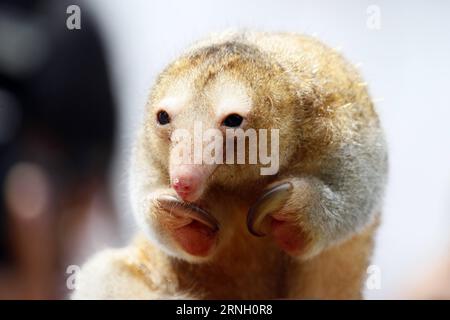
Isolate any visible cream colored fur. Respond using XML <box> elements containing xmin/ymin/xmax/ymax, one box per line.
<box><xmin>73</xmin><ymin>31</ymin><xmax>387</xmax><ymax>299</ymax></box>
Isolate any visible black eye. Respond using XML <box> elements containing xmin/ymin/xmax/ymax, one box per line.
<box><xmin>156</xmin><ymin>110</ymin><xmax>170</xmax><ymax>125</ymax></box>
<box><xmin>222</xmin><ymin>113</ymin><xmax>244</xmax><ymax>127</ymax></box>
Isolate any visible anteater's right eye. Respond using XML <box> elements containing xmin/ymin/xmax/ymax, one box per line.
<box><xmin>222</xmin><ymin>113</ymin><xmax>244</xmax><ymax>128</ymax></box>
<box><xmin>156</xmin><ymin>110</ymin><xmax>170</xmax><ymax>125</ymax></box>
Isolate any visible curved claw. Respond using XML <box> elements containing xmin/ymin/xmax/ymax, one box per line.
<box><xmin>247</xmin><ymin>182</ymin><xmax>293</xmax><ymax>237</ymax></box>
<box><xmin>157</xmin><ymin>195</ymin><xmax>219</xmax><ymax>231</ymax></box>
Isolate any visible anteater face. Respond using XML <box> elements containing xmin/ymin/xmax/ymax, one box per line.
<box><xmin>143</xmin><ymin>42</ymin><xmax>297</xmax><ymax>204</ymax></box>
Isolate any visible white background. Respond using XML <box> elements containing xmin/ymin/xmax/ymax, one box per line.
<box><xmin>86</xmin><ymin>0</ymin><xmax>450</xmax><ymax>299</ymax></box>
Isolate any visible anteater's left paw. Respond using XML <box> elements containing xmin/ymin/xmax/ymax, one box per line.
<box><xmin>247</xmin><ymin>180</ymin><xmax>316</xmax><ymax>258</ymax></box>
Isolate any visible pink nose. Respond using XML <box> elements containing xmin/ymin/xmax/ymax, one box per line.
<box><xmin>172</xmin><ymin>177</ymin><xmax>197</xmax><ymax>200</ymax></box>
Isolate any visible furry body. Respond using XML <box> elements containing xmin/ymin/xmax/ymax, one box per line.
<box><xmin>73</xmin><ymin>31</ymin><xmax>387</xmax><ymax>299</ymax></box>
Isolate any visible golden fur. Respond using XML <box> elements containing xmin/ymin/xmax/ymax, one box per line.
<box><xmin>73</xmin><ymin>31</ymin><xmax>387</xmax><ymax>300</ymax></box>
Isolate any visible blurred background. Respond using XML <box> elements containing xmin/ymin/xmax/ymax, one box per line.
<box><xmin>0</xmin><ymin>0</ymin><xmax>448</xmax><ymax>299</ymax></box>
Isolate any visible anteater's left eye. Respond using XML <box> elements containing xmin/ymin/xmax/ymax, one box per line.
<box><xmin>156</xmin><ymin>110</ymin><xmax>170</xmax><ymax>125</ymax></box>
<box><xmin>222</xmin><ymin>113</ymin><xmax>244</xmax><ymax>127</ymax></box>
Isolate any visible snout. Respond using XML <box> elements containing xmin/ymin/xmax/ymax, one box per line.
<box><xmin>172</xmin><ymin>174</ymin><xmax>201</xmax><ymax>201</ymax></box>
<box><xmin>170</xmin><ymin>164</ymin><xmax>215</xmax><ymax>202</ymax></box>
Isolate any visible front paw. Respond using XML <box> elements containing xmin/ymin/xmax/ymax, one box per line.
<box><xmin>247</xmin><ymin>180</ymin><xmax>315</xmax><ymax>258</ymax></box>
<box><xmin>143</xmin><ymin>192</ymin><xmax>220</xmax><ymax>259</ymax></box>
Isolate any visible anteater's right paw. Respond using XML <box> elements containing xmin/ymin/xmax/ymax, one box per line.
<box><xmin>139</xmin><ymin>191</ymin><xmax>220</xmax><ymax>260</ymax></box>
<box><xmin>156</xmin><ymin>195</ymin><xmax>219</xmax><ymax>257</ymax></box>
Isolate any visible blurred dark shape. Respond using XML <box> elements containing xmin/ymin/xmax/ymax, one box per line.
<box><xmin>0</xmin><ymin>0</ymin><xmax>117</xmax><ymax>298</ymax></box>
